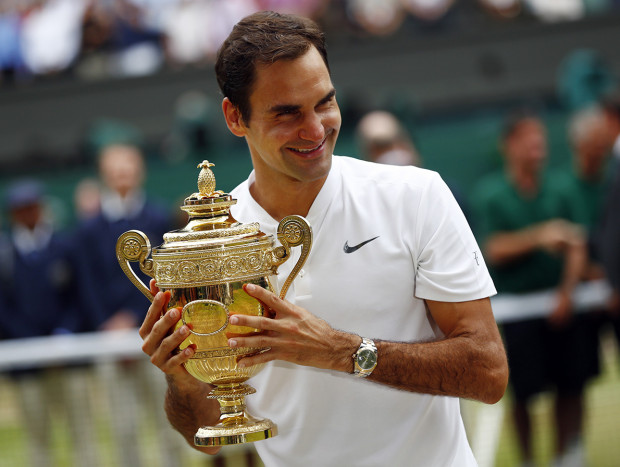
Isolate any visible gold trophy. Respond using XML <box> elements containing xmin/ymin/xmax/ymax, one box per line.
<box><xmin>116</xmin><ymin>161</ymin><xmax>312</xmax><ymax>446</ymax></box>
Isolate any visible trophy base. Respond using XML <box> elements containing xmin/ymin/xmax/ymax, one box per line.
<box><xmin>194</xmin><ymin>417</ymin><xmax>277</xmax><ymax>446</ymax></box>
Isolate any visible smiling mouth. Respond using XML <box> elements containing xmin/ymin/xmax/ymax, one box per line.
<box><xmin>287</xmin><ymin>137</ymin><xmax>327</xmax><ymax>155</ymax></box>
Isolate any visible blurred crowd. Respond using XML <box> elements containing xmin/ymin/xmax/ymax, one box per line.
<box><xmin>0</xmin><ymin>141</ymin><xmax>183</xmax><ymax>466</ymax></box>
<box><xmin>1</xmin><ymin>0</ymin><xmax>620</xmax><ymax>85</ymax></box>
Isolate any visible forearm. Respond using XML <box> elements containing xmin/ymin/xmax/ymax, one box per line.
<box><xmin>164</xmin><ymin>374</ymin><xmax>221</xmax><ymax>454</ymax></box>
<box><xmin>233</xmin><ymin>287</ymin><xmax>508</xmax><ymax>404</ymax></box>
<box><xmin>484</xmin><ymin>228</ymin><xmax>540</xmax><ymax>265</ymax></box>
<box><xmin>558</xmin><ymin>238</ymin><xmax>587</xmax><ymax>295</ymax></box>
<box><xmin>366</xmin><ymin>334</ymin><xmax>507</xmax><ymax>404</ymax></box>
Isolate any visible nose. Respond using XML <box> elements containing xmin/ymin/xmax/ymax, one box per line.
<box><xmin>298</xmin><ymin>112</ymin><xmax>325</xmax><ymax>142</ymax></box>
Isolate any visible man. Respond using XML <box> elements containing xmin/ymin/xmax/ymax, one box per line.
<box><xmin>140</xmin><ymin>11</ymin><xmax>508</xmax><ymax>466</ymax></box>
<box><xmin>596</xmin><ymin>93</ymin><xmax>620</xmax><ymax>367</ymax></box>
<box><xmin>77</xmin><ymin>142</ymin><xmax>172</xmax><ymax>330</ymax></box>
<box><xmin>551</xmin><ymin>105</ymin><xmax>613</xmax><ymax>465</ymax></box>
<box><xmin>75</xmin><ymin>142</ymin><xmax>180</xmax><ymax>467</ymax></box>
<box><xmin>355</xmin><ymin>110</ymin><xmax>422</xmax><ymax>166</ymax></box>
<box><xmin>471</xmin><ymin>111</ymin><xmax>587</xmax><ymax>466</ymax></box>
<box><xmin>0</xmin><ymin>180</ymin><xmax>100</xmax><ymax>467</ymax></box>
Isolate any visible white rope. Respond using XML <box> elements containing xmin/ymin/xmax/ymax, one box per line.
<box><xmin>0</xmin><ymin>328</ymin><xmax>143</xmax><ymax>371</ymax></box>
<box><xmin>491</xmin><ymin>279</ymin><xmax>612</xmax><ymax>323</ymax></box>
<box><xmin>0</xmin><ymin>279</ymin><xmax>611</xmax><ymax>371</ymax></box>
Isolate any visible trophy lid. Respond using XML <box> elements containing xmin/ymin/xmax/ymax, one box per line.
<box><xmin>159</xmin><ymin>161</ymin><xmax>263</xmax><ymax>251</ymax></box>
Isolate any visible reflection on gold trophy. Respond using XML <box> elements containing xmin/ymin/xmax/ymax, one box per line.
<box><xmin>116</xmin><ymin>161</ymin><xmax>312</xmax><ymax>446</ymax></box>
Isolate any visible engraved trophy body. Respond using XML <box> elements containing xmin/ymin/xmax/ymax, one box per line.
<box><xmin>116</xmin><ymin>161</ymin><xmax>312</xmax><ymax>447</ymax></box>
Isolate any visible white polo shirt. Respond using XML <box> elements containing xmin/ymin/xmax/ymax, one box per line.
<box><xmin>230</xmin><ymin>156</ymin><xmax>495</xmax><ymax>467</ymax></box>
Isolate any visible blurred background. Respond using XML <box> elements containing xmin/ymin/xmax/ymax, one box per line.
<box><xmin>0</xmin><ymin>0</ymin><xmax>619</xmax><ymax>466</ymax></box>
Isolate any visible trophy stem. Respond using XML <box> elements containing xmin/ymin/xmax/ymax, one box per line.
<box><xmin>194</xmin><ymin>383</ymin><xmax>277</xmax><ymax>447</ymax></box>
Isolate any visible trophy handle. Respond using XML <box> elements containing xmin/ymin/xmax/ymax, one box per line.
<box><xmin>273</xmin><ymin>215</ymin><xmax>313</xmax><ymax>300</ymax></box>
<box><xmin>116</xmin><ymin>230</ymin><xmax>155</xmax><ymax>302</ymax></box>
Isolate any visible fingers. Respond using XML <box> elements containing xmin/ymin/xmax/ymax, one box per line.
<box><xmin>149</xmin><ymin>279</ymin><xmax>160</xmax><ymax>296</ymax></box>
<box><xmin>230</xmin><ymin>283</ymin><xmax>294</xmax><ymax>331</ymax></box>
<box><xmin>142</xmin><ymin>307</ymin><xmax>196</xmax><ymax>374</ymax></box>
<box><xmin>138</xmin><ymin>282</ymin><xmax>196</xmax><ymax>375</ymax></box>
<box><xmin>139</xmin><ymin>290</ymin><xmax>170</xmax><ymax>339</ymax></box>
<box><xmin>242</xmin><ymin>283</ymin><xmax>290</xmax><ymax>316</ymax></box>
<box><xmin>142</xmin><ymin>305</ymin><xmax>181</xmax><ymax>355</ymax></box>
<box><xmin>235</xmin><ymin>348</ymin><xmax>274</xmax><ymax>369</ymax></box>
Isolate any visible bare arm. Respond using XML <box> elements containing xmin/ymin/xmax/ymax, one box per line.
<box><xmin>549</xmin><ymin>229</ymin><xmax>587</xmax><ymax>326</ymax></box>
<box><xmin>370</xmin><ymin>298</ymin><xmax>508</xmax><ymax>403</ymax></box>
<box><xmin>229</xmin><ymin>285</ymin><xmax>508</xmax><ymax>404</ymax></box>
<box><xmin>484</xmin><ymin>219</ymin><xmax>582</xmax><ymax>266</ymax></box>
<box><xmin>139</xmin><ymin>281</ymin><xmax>221</xmax><ymax>454</ymax></box>
<box><xmin>484</xmin><ymin>219</ymin><xmax>586</xmax><ymax>325</ymax></box>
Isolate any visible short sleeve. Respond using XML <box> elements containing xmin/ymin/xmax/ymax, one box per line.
<box><xmin>411</xmin><ymin>173</ymin><xmax>496</xmax><ymax>302</ymax></box>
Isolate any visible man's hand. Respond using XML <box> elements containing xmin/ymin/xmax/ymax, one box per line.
<box><xmin>227</xmin><ymin>283</ymin><xmax>359</xmax><ymax>373</ymax></box>
<box><xmin>536</xmin><ymin>219</ymin><xmax>584</xmax><ymax>255</ymax></box>
<box><xmin>138</xmin><ymin>280</ymin><xmax>220</xmax><ymax>454</ymax></box>
<box><xmin>548</xmin><ymin>289</ymin><xmax>573</xmax><ymax>327</ymax></box>
<box><xmin>139</xmin><ymin>280</ymin><xmax>195</xmax><ymax>383</ymax></box>
<box><xmin>485</xmin><ymin>218</ymin><xmax>585</xmax><ymax>266</ymax></box>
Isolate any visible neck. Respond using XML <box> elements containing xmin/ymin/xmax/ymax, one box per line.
<box><xmin>509</xmin><ymin>167</ymin><xmax>540</xmax><ymax>197</ymax></box>
<box><xmin>249</xmin><ymin>174</ymin><xmax>326</xmax><ymax>221</ymax></box>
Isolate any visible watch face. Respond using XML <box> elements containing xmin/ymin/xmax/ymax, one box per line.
<box><xmin>357</xmin><ymin>348</ymin><xmax>377</xmax><ymax>370</ymax></box>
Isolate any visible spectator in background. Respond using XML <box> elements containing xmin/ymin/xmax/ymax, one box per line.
<box><xmin>355</xmin><ymin>109</ymin><xmax>470</xmax><ymax>220</ymax></box>
<box><xmin>599</xmin><ymin>93</ymin><xmax>620</xmax><ymax>352</ymax></box>
<box><xmin>355</xmin><ymin>109</ymin><xmax>421</xmax><ymax>166</ymax></box>
<box><xmin>471</xmin><ymin>110</ymin><xmax>588</xmax><ymax>467</ymax></box>
<box><xmin>556</xmin><ymin>105</ymin><xmax>613</xmax><ymax>283</ymax></box>
<box><xmin>0</xmin><ymin>1</ymin><xmax>26</xmax><ymax>83</ymax></box>
<box><xmin>0</xmin><ymin>179</ymin><xmax>100</xmax><ymax>467</ymax></box>
<box><xmin>20</xmin><ymin>0</ymin><xmax>87</xmax><ymax>77</ymax></box>
<box><xmin>73</xmin><ymin>176</ymin><xmax>101</xmax><ymax>220</ymax></box>
<box><xmin>558</xmin><ymin>106</ymin><xmax>613</xmax><ymax>242</ymax></box>
<box><xmin>75</xmin><ymin>142</ymin><xmax>180</xmax><ymax>467</ymax></box>
<box><xmin>601</xmin><ymin>92</ymin><xmax>620</xmax><ymax>161</ymax></box>
<box><xmin>106</xmin><ymin>0</ymin><xmax>164</xmax><ymax>77</ymax></box>
<box><xmin>552</xmin><ymin>105</ymin><xmax>614</xmax><ymax>464</ymax></box>
<box><xmin>77</xmin><ymin>142</ymin><xmax>171</xmax><ymax>331</ymax></box>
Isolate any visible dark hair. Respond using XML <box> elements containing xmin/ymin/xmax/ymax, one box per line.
<box><xmin>215</xmin><ymin>11</ymin><xmax>330</xmax><ymax>124</ymax></box>
<box><xmin>500</xmin><ymin>108</ymin><xmax>542</xmax><ymax>142</ymax></box>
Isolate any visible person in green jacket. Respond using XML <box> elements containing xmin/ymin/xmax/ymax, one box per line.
<box><xmin>472</xmin><ymin>110</ymin><xmax>587</xmax><ymax>467</ymax></box>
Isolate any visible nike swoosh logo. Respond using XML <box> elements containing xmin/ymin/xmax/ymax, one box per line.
<box><xmin>343</xmin><ymin>236</ymin><xmax>379</xmax><ymax>254</ymax></box>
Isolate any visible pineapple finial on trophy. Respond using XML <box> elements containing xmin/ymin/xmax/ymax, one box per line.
<box><xmin>197</xmin><ymin>160</ymin><xmax>216</xmax><ymax>196</ymax></box>
<box><xmin>192</xmin><ymin>160</ymin><xmax>224</xmax><ymax>200</ymax></box>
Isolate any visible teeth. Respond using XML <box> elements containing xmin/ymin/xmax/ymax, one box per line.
<box><xmin>291</xmin><ymin>140</ymin><xmax>323</xmax><ymax>153</ymax></box>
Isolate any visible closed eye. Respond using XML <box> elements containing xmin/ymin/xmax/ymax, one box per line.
<box><xmin>316</xmin><ymin>89</ymin><xmax>336</xmax><ymax>109</ymax></box>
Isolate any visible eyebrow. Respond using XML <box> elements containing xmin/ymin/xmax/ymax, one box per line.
<box><xmin>268</xmin><ymin>88</ymin><xmax>336</xmax><ymax>115</ymax></box>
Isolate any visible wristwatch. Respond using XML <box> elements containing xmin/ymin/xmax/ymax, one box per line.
<box><xmin>353</xmin><ymin>337</ymin><xmax>378</xmax><ymax>377</ymax></box>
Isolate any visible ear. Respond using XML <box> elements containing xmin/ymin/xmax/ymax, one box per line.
<box><xmin>222</xmin><ymin>98</ymin><xmax>247</xmax><ymax>137</ymax></box>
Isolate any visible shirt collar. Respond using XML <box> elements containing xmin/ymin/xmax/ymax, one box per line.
<box><xmin>11</xmin><ymin>221</ymin><xmax>53</xmax><ymax>256</ymax></box>
<box><xmin>240</xmin><ymin>156</ymin><xmax>340</xmax><ymax>232</ymax></box>
<box><xmin>100</xmin><ymin>189</ymin><xmax>146</xmax><ymax>222</ymax></box>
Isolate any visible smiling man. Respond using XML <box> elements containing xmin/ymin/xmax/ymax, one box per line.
<box><xmin>139</xmin><ymin>11</ymin><xmax>508</xmax><ymax>467</ymax></box>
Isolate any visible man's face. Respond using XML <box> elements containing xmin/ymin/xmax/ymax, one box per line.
<box><xmin>99</xmin><ymin>145</ymin><xmax>144</xmax><ymax>197</ymax></box>
<box><xmin>11</xmin><ymin>203</ymin><xmax>42</xmax><ymax>231</ymax></box>
<box><xmin>506</xmin><ymin>119</ymin><xmax>547</xmax><ymax>175</ymax></box>
<box><xmin>234</xmin><ymin>46</ymin><xmax>341</xmax><ymax>187</ymax></box>
<box><xmin>577</xmin><ymin>122</ymin><xmax>609</xmax><ymax>177</ymax></box>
